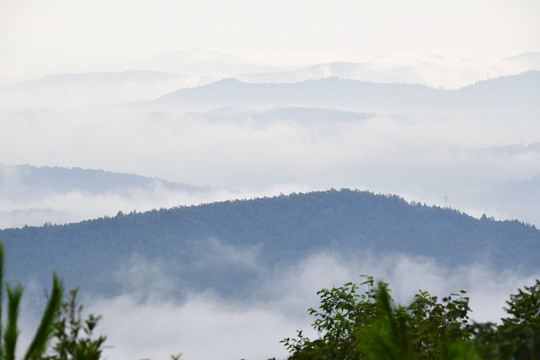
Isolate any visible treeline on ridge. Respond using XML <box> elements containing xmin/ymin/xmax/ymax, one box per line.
<box><xmin>0</xmin><ymin>189</ymin><xmax>539</xmax><ymax>297</ymax></box>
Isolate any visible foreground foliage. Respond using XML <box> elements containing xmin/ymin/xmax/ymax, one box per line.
<box><xmin>1</xmin><ymin>235</ymin><xmax>538</xmax><ymax>360</ymax></box>
<box><xmin>42</xmin><ymin>289</ymin><xmax>107</xmax><ymax>360</ymax></box>
<box><xmin>0</xmin><ymin>242</ymin><xmax>64</xmax><ymax>360</ymax></box>
<box><xmin>283</xmin><ymin>276</ymin><xmax>540</xmax><ymax>360</ymax></box>
<box><xmin>0</xmin><ymin>242</ymin><xmax>106</xmax><ymax>360</ymax></box>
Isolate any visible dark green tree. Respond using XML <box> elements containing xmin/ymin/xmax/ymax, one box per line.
<box><xmin>473</xmin><ymin>279</ymin><xmax>540</xmax><ymax>359</ymax></box>
<box><xmin>284</xmin><ymin>276</ymin><xmax>540</xmax><ymax>360</ymax></box>
<box><xmin>42</xmin><ymin>288</ymin><xmax>106</xmax><ymax>360</ymax></box>
<box><xmin>357</xmin><ymin>283</ymin><xmax>479</xmax><ymax>360</ymax></box>
<box><xmin>281</xmin><ymin>276</ymin><xmax>378</xmax><ymax>360</ymax></box>
<box><xmin>283</xmin><ymin>276</ymin><xmax>477</xmax><ymax>360</ymax></box>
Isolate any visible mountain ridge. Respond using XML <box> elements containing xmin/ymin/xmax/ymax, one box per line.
<box><xmin>1</xmin><ymin>189</ymin><xmax>538</xmax><ymax>299</ymax></box>
<box><xmin>149</xmin><ymin>71</ymin><xmax>539</xmax><ymax>114</ymax></box>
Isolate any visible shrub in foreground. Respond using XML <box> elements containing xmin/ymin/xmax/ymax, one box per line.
<box><xmin>283</xmin><ymin>276</ymin><xmax>540</xmax><ymax>360</ymax></box>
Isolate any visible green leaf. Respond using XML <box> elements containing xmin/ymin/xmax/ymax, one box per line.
<box><xmin>24</xmin><ymin>274</ymin><xmax>64</xmax><ymax>360</ymax></box>
<box><xmin>4</xmin><ymin>283</ymin><xmax>23</xmax><ymax>360</ymax></box>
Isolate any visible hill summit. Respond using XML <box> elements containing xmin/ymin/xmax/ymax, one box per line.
<box><xmin>1</xmin><ymin>189</ymin><xmax>538</xmax><ymax>297</ymax></box>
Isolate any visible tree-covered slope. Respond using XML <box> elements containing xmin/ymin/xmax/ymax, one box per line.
<box><xmin>0</xmin><ymin>189</ymin><xmax>538</xmax><ymax>297</ymax></box>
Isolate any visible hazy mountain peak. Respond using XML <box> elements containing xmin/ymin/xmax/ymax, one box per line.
<box><xmin>238</xmin><ymin>53</ymin><xmax>540</xmax><ymax>89</ymax></box>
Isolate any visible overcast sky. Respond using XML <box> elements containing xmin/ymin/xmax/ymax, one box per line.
<box><xmin>1</xmin><ymin>0</ymin><xmax>539</xmax><ymax>78</ymax></box>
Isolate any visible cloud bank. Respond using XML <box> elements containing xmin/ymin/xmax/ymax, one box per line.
<box><xmin>2</xmin><ymin>100</ymin><xmax>540</xmax><ymax>227</ymax></box>
<box><xmin>68</xmin><ymin>251</ymin><xmax>539</xmax><ymax>360</ymax></box>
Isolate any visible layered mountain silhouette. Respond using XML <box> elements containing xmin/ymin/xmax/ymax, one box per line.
<box><xmin>150</xmin><ymin>71</ymin><xmax>540</xmax><ymax>115</ymax></box>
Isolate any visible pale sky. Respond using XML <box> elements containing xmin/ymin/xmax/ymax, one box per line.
<box><xmin>1</xmin><ymin>0</ymin><xmax>539</xmax><ymax>78</ymax></box>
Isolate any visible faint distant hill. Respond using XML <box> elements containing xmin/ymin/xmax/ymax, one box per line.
<box><xmin>150</xmin><ymin>71</ymin><xmax>540</xmax><ymax>115</ymax></box>
<box><xmin>0</xmin><ymin>71</ymin><xmax>208</xmax><ymax>108</ymax></box>
<box><xmin>151</xmin><ymin>77</ymin><xmax>448</xmax><ymax>113</ymax></box>
<box><xmin>1</xmin><ymin>189</ymin><xmax>538</xmax><ymax>299</ymax></box>
<box><xmin>81</xmin><ymin>48</ymin><xmax>281</xmax><ymax>76</ymax></box>
<box><xmin>457</xmin><ymin>71</ymin><xmax>540</xmax><ymax>112</ymax></box>
<box><xmin>3</xmin><ymin>50</ymin><xmax>537</xmax><ymax>108</ymax></box>
<box><xmin>504</xmin><ymin>52</ymin><xmax>540</xmax><ymax>69</ymax></box>
<box><xmin>0</xmin><ymin>165</ymin><xmax>213</xmax><ymax>229</ymax></box>
<box><xmin>80</xmin><ymin>50</ymin><xmax>538</xmax><ymax>89</ymax></box>
<box><xmin>238</xmin><ymin>53</ymin><xmax>540</xmax><ymax>89</ymax></box>
<box><xmin>0</xmin><ymin>164</ymin><xmax>206</xmax><ymax>200</ymax></box>
<box><xmin>185</xmin><ymin>106</ymin><xmax>374</xmax><ymax>125</ymax></box>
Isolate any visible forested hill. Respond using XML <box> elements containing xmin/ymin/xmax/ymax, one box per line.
<box><xmin>1</xmin><ymin>189</ymin><xmax>539</xmax><ymax>297</ymax></box>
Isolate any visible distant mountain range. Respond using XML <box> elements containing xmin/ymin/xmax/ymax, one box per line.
<box><xmin>1</xmin><ymin>189</ymin><xmax>538</xmax><ymax>299</ymax></box>
<box><xmin>0</xmin><ymin>164</ymin><xmax>207</xmax><ymax>199</ymax></box>
<box><xmin>1</xmin><ymin>53</ymin><xmax>539</xmax><ymax>242</ymax></box>
<box><xmin>3</xmin><ymin>69</ymin><xmax>537</xmax><ymax>114</ymax></box>
<box><xmin>2</xmin><ymin>49</ymin><xmax>538</xmax><ymax>108</ymax></box>
<box><xmin>150</xmin><ymin>71</ymin><xmax>540</xmax><ymax>115</ymax></box>
<box><xmin>0</xmin><ymin>165</ymin><xmax>215</xmax><ymax>229</ymax></box>
<box><xmin>237</xmin><ymin>52</ymin><xmax>540</xmax><ymax>89</ymax></box>
<box><xmin>0</xmin><ymin>71</ymin><xmax>214</xmax><ymax>108</ymax></box>
<box><xmin>18</xmin><ymin>49</ymin><xmax>538</xmax><ymax>90</ymax></box>
<box><xmin>1</xmin><ymin>69</ymin><xmax>540</xmax><ymax>228</ymax></box>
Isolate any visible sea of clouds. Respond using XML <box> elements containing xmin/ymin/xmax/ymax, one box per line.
<box><xmin>1</xmin><ymin>101</ymin><xmax>540</xmax><ymax>228</ymax></box>
<box><xmin>14</xmin><ymin>250</ymin><xmax>539</xmax><ymax>360</ymax></box>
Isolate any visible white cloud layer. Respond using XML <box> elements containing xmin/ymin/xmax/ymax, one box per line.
<box><xmin>14</xmin><ymin>251</ymin><xmax>536</xmax><ymax>360</ymax></box>
<box><xmin>2</xmin><ymin>100</ymin><xmax>540</xmax><ymax>227</ymax></box>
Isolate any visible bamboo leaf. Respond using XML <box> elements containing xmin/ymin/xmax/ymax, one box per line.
<box><xmin>4</xmin><ymin>284</ymin><xmax>23</xmax><ymax>360</ymax></box>
<box><xmin>24</xmin><ymin>273</ymin><xmax>63</xmax><ymax>360</ymax></box>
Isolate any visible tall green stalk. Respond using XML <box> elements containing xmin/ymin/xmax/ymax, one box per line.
<box><xmin>359</xmin><ymin>283</ymin><xmax>415</xmax><ymax>360</ymax></box>
<box><xmin>4</xmin><ymin>284</ymin><xmax>23</xmax><ymax>360</ymax></box>
<box><xmin>0</xmin><ymin>242</ymin><xmax>64</xmax><ymax>360</ymax></box>
<box><xmin>24</xmin><ymin>274</ymin><xmax>63</xmax><ymax>360</ymax></box>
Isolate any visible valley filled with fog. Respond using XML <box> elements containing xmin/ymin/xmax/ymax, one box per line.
<box><xmin>15</xmin><ymin>249</ymin><xmax>540</xmax><ymax>360</ymax></box>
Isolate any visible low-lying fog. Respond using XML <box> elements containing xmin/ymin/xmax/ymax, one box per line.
<box><xmin>17</xmin><ymin>251</ymin><xmax>540</xmax><ymax>360</ymax></box>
